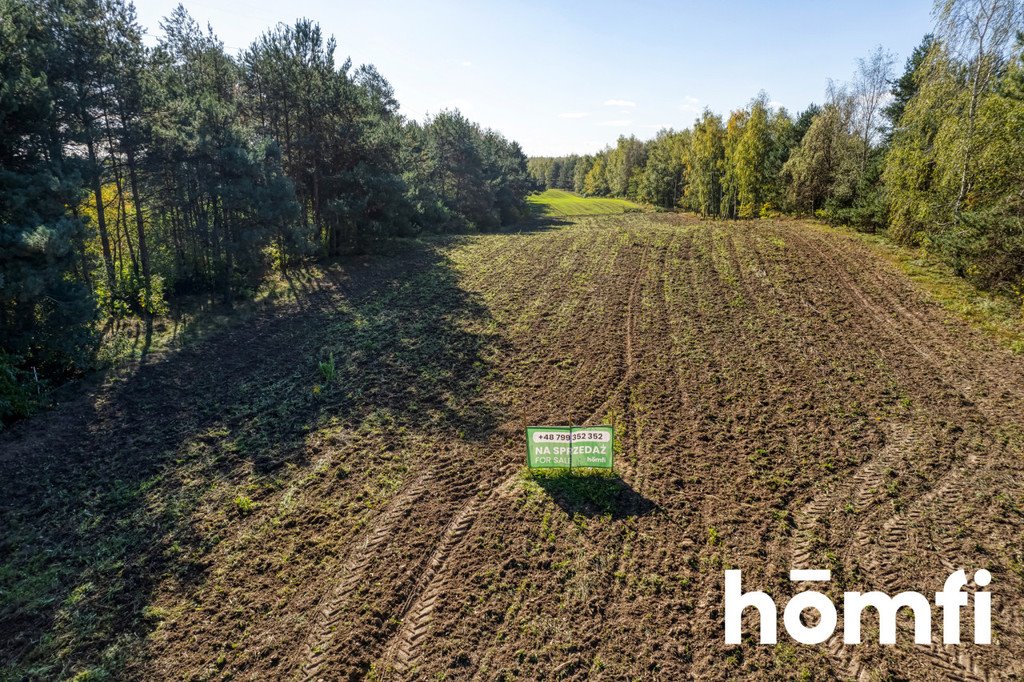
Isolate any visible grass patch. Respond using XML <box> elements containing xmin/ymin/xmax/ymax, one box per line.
<box><xmin>527</xmin><ymin>189</ymin><xmax>643</xmax><ymax>217</ymax></box>
<box><xmin>233</xmin><ymin>494</ymin><xmax>256</xmax><ymax>515</ymax></box>
<box><xmin>523</xmin><ymin>468</ymin><xmax>654</xmax><ymax>519</ymax></box>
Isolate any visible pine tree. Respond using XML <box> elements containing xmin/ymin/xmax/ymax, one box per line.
<box><xmin>1</xmin><ymin>0</ymin><xmax>96</xmax><ymax>420</ymax></box>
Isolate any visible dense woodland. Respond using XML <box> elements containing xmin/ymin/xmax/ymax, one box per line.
<box><xmin>530</xmin><ymin>1</ymin><xmax>1024</xmax><ymax>298</ymax></box>
<box><xmin>0</xmin><ymin>0</ymin><xmax>532</xmax><ymax>424</ymax></box>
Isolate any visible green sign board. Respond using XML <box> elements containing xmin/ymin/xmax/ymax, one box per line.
<box><xmin>526</xmin><ymin>425</ymin><xmax>615</xmax><ymax>469</ymax></box>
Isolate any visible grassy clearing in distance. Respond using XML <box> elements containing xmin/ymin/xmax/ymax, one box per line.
<box><xmin>527</xmin><ymin>189</ymin><xmax>643</xmax><ymax>217</ymax></box>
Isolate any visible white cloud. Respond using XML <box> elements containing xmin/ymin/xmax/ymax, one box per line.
<box><xmin>558</xmin><ymin>112</ymin><xmax>589</xmax><ymax>119</ymax></box>
<box><xmin>603</xmin><ymin>99</ymin><xmax>636</xmax><ymax>108</ymax></box>
<box><xmin>769</xmin><ymin>100</ymin><xmax>784</xmax><ymax>110</ymax></box>
<box><xmin>679</xmin><ymin>96</ymin><xmax>702</xmax><ymax>113</ymax></box>
<box><xmin>597</xmin><ymin>119</ymin><xmax>632</xmax><ymax>126</ymax></box>
<box><xmin>461</xmin><ymin>60</ymin><xmax>473</xmax><ymax>67</ymax></box>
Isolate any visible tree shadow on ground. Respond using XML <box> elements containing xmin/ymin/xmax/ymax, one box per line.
<box><xmin>530</xmin><ymin>470</ymin><xmax>657</xmax><ymax>520</ymax></box>
<box><xmin>0</xmin><ymin>237</ymin><xmax>504</xmax><ymax>678</ymax></box>
<box><xmin>499</xmin><ymin>214</ymin><xmax>570</xmax><ymax>234</ymax></box>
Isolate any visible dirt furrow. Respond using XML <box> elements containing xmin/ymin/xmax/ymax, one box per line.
<box><xmin>603</xmin><ymin>239</ymin><xmax>652</xmax><ymax>595</ymax></box>
<box><xmin>780</xmin><ymin>226</ymin><xmax>1004</xmax><ymax>680</ymax></box>
<box><xmin>827</xmin><ymin>235</ymin><xmax>1024</xmax><ymax>412</ymax></box>
<box><xmin>298</xmin><ymin>474</ymin><xmax>432</xmax><ymax>681</ymax></box>
<box><xmin>388</xmin><ymin>474</ymin><xmax>519</xmax><ymax>674</ymax></box>
<box><xmin>372</xmin><ymin>229</ymin><xmax>648</xmax><ymax>678</ymax></box>
<box><xmin>798</xmin><ymin>229</ymin><xmax>1021</xmax><ymax>425</ymax></box>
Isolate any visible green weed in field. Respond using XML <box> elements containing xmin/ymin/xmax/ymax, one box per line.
<box><xmin>233</xmin><ymin>495</ymin><xmax>256</xmax><ymax>516</ymax></box>
<box><xmin>317</xmin><ymin>352</ymin><xmax>336</xmax><ymax>383</ymax></box>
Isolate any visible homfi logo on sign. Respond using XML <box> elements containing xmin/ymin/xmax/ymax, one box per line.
<box><xmin>724</xmin><ymin>569</ymin><xmax>992</xmax><ymax>645</ymax></box>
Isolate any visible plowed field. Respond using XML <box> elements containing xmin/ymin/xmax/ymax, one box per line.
<box><xmin>2</xmin><ymin>214</ymin><xmax>1023</xmax><ymax>680</ymax></box>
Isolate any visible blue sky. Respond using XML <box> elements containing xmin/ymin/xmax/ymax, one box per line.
<box><xmin>133</xmin><ymin>0</ymin><xmax>936</xmax><ymax>156</ymax></box>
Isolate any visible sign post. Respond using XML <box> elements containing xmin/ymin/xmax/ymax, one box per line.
<box><xmin>526</xmin><ymin>425</ymin><xmax>614</xmax><ymax>470</ymax></box>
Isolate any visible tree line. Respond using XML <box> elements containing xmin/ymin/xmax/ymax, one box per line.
<box><xmin>0</xmin><ymin>0</ymin><xmax>532</xmax><ymax>425</ymax></box>
<box><xmin>530</xmin><ymin>0</ymin><xmax>1024</xmax><ymax>296</ymax></box>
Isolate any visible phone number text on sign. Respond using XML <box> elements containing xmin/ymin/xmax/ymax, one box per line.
<box><xmin>531</xmin><ymin>430</ymin><xmax>611</xmax><ymax>443</ymax></box>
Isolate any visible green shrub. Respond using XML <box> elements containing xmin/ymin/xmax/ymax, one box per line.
<box><xmin>0</xmin><ymin>351</ymin><xmax>37</xmax><ymax>429</ymax></box>
<box><xmin>933</xmin><ymin>209</ymin><xmax>1024</xmax><ymax>292</ymax></box>
<box><xmin>820</xmin><ymin>188</ymin><xmax>888</xmax><ymax>233</ymax></box>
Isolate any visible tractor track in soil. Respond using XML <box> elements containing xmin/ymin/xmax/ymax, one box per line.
<box><xmin>788</xmin><ymin>228</ymin><xmax>988</xmax><ymax>679</ymax></box>
<box><xmin>383</xmin><ymin>472</ymin><xmax>519</xmax><ymax>675</ymax></box>
<box><xmin>5</xmin><ymin>215</ymin><xmax>1024</xmax><ymax>682</ymax></box>
<box><xmin>780</xmin><ymin>225</ymin><xmax>1023</xmax><ymax>680</ymax></box>
<box><xmin>601</xmin><ymin>240</ymin><xmax>652</xmax><ymax>588</ymax></box>
<box><xmin>585</xmin><ymin>239</ymin><xmax>682</xmax><ymax>672</ymax></box>
<box><xmin>730</xmin><ymin>225</ymin><xmax>884</xmax><ymax>680</ymax></box>
<box><xmin>299</xmin><ymin>472</ymin><xmax>432</xmax><ymax>681</ymax></box>
<box><xmin>731</xmin><ymin>224</ymin><xmax>877</xmax><ymax>680</ymax></box>
<box><xmin>296</xmin><ymin>442</ymin><xmax>494</xmax><ymax>681</ymax></box>
<box><xmin>791</xmin><ymin>424</ymin><xmax>919</xmax><ymax>681</ymax></box>
<box><xmin>378</xmin><ymin>240</ymin><xmax>654</xmax><ymax>677</ymax></box>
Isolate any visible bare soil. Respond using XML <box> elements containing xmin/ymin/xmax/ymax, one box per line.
<box><xmin>2</xmin><ymin>214</ymin><xmax>1022</xmax><ymax>681</ymax></box>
